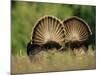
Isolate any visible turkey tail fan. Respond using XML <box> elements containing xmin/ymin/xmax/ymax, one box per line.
<box><xmin>63</xmin><ymin>16</ymin><xmax>92</xmax><ymax>43</ymax></box>
<box><xmin>63</xmin><ymin>16</ymin><xmax>92</xmax><ymax>54</ymax></box>
<box><xmin>31</xmin><ymin>15</ymin><xmax>65</xmax><ymax>50</ymax></box>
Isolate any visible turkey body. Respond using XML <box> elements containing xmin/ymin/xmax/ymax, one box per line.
<box><xmin>63</xmin><ymin>16</ymin><xmax>92</xmax><ymax>54</ymax></box>
<box><xmin>27</xmin><ymin>15</ymin><xmax>65</xmax><ymax>61</ymax></box>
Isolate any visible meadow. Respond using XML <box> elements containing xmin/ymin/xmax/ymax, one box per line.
<box><xmin>11</xmin><ymin>46</ymin><xmax>96</xmax><ymax>74</ymax></box>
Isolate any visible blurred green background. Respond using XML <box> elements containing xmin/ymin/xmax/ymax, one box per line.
<box><xmin>11</xmin><ymin>1</ymin><xmax>96</xmax><ymax>56</ymax></box>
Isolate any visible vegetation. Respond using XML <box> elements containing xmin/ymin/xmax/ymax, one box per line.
<box><xmin>11</xmin><ymin>46</ymin><xmax>96</xmax><ymax>74</ymax></box>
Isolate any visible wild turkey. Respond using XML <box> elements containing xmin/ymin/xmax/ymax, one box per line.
<box><xmin>63</xmin><ymin>16</ymin><xmax>92</xmax><ymax>55</ymax></box>
<box><xmin>27</xmin><ymin>15</ymin><xmax>65</xmax><ymax>61</ymax></box>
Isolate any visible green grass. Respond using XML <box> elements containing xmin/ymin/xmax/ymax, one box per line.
<box><xmin>11</xmin><ymin>46</ymin><xmax>96</xmax><ymax>74</ymax></box>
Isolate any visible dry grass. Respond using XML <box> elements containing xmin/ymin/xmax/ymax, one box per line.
<box><xmin>11</xmin><ymin>46</ymin><xmax>96</xmax><ymax>74</ymax></box>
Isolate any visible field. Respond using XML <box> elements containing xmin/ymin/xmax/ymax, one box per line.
<box><xmin>11</xmin><ymin>46</ymin><xmax>96</xmax><ymax>74</ymax></box>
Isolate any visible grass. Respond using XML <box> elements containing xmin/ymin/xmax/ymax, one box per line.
<box><xmin>11</xmin><ymin>46</ymin><xmax>96</xmax><ymax>74</ymax></box>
